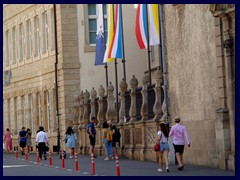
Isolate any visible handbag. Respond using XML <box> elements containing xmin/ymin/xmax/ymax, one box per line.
<box><xmin>154</xmin><ymin>143</ymin><xmax>160</xmax><ymax>152</ymax></box>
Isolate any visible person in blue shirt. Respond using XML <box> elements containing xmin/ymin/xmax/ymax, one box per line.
<box><xmin>88</xmin><ymin>117</ymin><xmax>97</xmax><ymax>158</ymax></box>
<box><xmin>18</xmin><ymin>127</ymin><xmax>27</xmax><ymax>155</ymax></box>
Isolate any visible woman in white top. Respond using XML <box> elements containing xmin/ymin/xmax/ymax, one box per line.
<box><xmin>157</xmin><ymin>123</ymin><xmax>170</xmax><ymax>172</ymax></box>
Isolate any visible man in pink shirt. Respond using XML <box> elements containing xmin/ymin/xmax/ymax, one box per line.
<box><xmin>169</xmin><ymin>116</ymin><xmax>191</xmax><ymax>171</ymax></box>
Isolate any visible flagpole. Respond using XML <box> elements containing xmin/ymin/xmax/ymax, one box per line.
<box><xmin>146</xmin><ymin>4</ymin><xmax>152</xmax><ymax>86</ymax></box>
<box><xmin>102</xmin><ymin>4</ymin><xmax>109</xmax><ymax>91</ymax></box>
<box><xmin>113</xmin><ymin>4</ymin><xmax>120</xmax><ymax>123</ymax></box>
<box><xmin>157</xmin><ymin>4</ymin><xmax>162</xmax><ymax>70</ymax></box>
<box><xmin>159</xmin><ymin>4</ymin><xmax>169</xmax><ymax>123</ymax></box>
<box><xmin>120</xmin><ymin>4</ymin><xmax>126</xmax><ymax>81</ymax></box>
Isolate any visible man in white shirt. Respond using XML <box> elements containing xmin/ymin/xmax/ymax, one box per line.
<box><xmin>36</xmin><ymin>126</ymin><xmax>49</xmax><ymax>160</ymax></box>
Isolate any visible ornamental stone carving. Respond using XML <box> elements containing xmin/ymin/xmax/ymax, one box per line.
<box><xmin>153</xmin><ymin>68</ymin><xmax>163</xmax><ymax>121</ymax></box>
<box><xmin>129</xmin><ymin>75</ymin><xmax>138</xmax><ymax>123</ymax></box>
<box><xmin>106</xmin><ymin>82</ymin><xmax>117</xmax><ymax>124</ymax></box>
<box><xmin>119</xmin><ymin>79</ymin><xmax>128</xmax><ymax>125</ymax></box>
<box><xmin>141</xmin><ymin>74</ymin><xmax>149</xmax><ymax>121</ymax></box>
<box><xmin>97</xmin><ymin>85</ymin><xmax>105</xmax><ymax>127</ymax></box>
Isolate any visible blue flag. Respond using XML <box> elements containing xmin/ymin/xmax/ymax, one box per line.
<box><xmin>95</xmin><ymin>4</ymin><xmax>105</xmax><ymax>66</ymax></box>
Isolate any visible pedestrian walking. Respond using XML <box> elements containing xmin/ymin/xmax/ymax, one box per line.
<box><xmin>102</xmin><ymin>121</ymin><xmax>113</xmax><ymax>160</ymax></box>
<box><xmin>26</xmin><ymin>128</ymin><xmax>32</xmax><ymax>154</ymax></box>
<box><xmin>87</xmin><ymin>117</ymin><xmax>97</xmax><ymax>158</ymax></box>
<box><xmin>169</xmin><ymin>116</ymin><xmax>191</xmax><ymax>171</ymax></box>
<box><xmin>112</xmin><ymin>125</ymin><xmax>121</xmax><ymax>158</ymax></box>
<box><xmin>4</xmin><ymin>128</ymin><xmax>13</xmax><ymax>153</ymax></box>
<box><xmin>35</xmin><ymin>126</ymin><xmax>49</xmax><ymax>160</ymax></box>
<box><xmin>157</xmin><ymin>123</ymin><xmax>170</xmax><ymax>172</ymax></box>
<box><xmin>18</xmin><ymin>127</ymin><xmax>27</xmax><ymax>155</ymax></box>
<box><xmin>64</xmin><ymin>126</ymin><xmax>77</xmax><ymax>159</ymax></box>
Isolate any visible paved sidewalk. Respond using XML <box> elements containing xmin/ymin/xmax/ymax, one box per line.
<box><xmin>3</xmin><ymin>152</ymin><xmax>235</xmax><ymax>176</ymax></box>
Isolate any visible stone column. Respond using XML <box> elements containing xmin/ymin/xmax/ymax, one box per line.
<box><xmin>12</xmin><ymin>96</ymin><xmax>18</xmax><ymax>135</ymax></box>
<box><xmin>73</xmin><ymin>94</ymin><xmax>80</xmax><ymax>129</ymax></box>
<box><xmin>83</xmin><ymin>90</ymin><xmax>90</xmax><ymax>126</ymax></box>
<box><xmin>129</xmin><ymin>75</ymin><xmax>138</xmax><ymax>123</ymax></box>
<box><xmin>33</xmin><ymin>92</ymin><xmax>39</xmax><ymax>133</ymax></box>
<box><xmin>10</xmin><ymin>97</ymin><xmax>15</xmax><ymax>134</ymax></box>
<box><xmin>222</xmin><ymin>12</ymin><xmax>235</xmax><ymax>156</ymax></box>
<box><xmin>106</xmin><ymin>82</ymin><xmax>116</xmax><ymax>124</ymax></box>
<box><xmin>82</xmin><ymin>90</ymin><xmax>90</xmax><ymax>154</ymax></box>
<box><xmin>3</xmin><ymin>97</ymin><xmax>9</xmax><ymax>130</ymax></box>
<box><xmin>17</xmin><ymin>96</ymin><xmax>22</xmax><ymax>129</ymax></box>
<box><xmin>90</xmin><ymin>88</ymin><xmax>97</xmax><ymax>121</ymax></box>
<box><xmin>49</xmin><ymin>88</ymin><xmax>57</xmax><ymax>132</ymax></box>
<box><xmin>97</xmin><ymin>85</ymin><xmax>105</xmax><ymax>127</ymax></box>
<box><xmin>24</xmin><ymin>93</ymin><xmax>31</xmax><ymax>129</ymax></box>
<box><xmin>78</xmin><ymin>91</ymin><xmax>84</xmax><ymax>128</ymax></box>
<box><xmin>153</xmin><ymin>68</ymin><xmax>163</xmax><ymax>121</ymax></box>
<box><xmin>140</xmin><ymin>74</ymin><xmax>149</xmax><ymax>122</ymax></box>
<box><xmin>73</xmin><ymin>94</ymin><xmax>80</xmax><ymax>149</ymax></box>
<box><xmin>119</xmin><ymin>79</ymin><xmax>128</xmax><ymax>125</ymax></box>
<box><xmin>41</xmin><ymin>91</ymin><xmax>47</xmax><ymax>131</ymax></box>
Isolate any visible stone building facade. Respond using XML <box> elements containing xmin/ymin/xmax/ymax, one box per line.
<box><xmin>3</xmin><ymin>4</ymin><xmax>235</xmax><ymax>171</ymax></box>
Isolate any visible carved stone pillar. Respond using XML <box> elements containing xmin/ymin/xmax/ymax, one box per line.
<box><xmin>83</xmin><ymin>90</ymin><xmax>90</xmax><ymax>126</ymax></box>
<box><xmin>40</xmin><ymin>91</ymin><xmax>47</xmax><ymax>130</ymax></box>
<box><xmin>119</xmin><ymin>79</ymin><xmax>128</xmax><ymax>125</ymax></box>
<box><xmin>129</xmin><ymin>75</ymin><xmax>138</xmax><ymax>123</ymax></box>
<box><xmin>33</xmin><ymin>92</ymin><xmax>39</xmax><ymax>133</ymax></box>
<box><xmin>49</xmin><ymin>88</ymin><xmax>56</xmax><ymax>132</ymax></box>
<box><xmin>24</xmin><ymin>93</ymin><xmax>31</xmax><ymax>129</ymax></box>
<box><xmin>153</xmin><ymin>68</ymin><xmax>163</xmax><ymax>121</ymax></box>
<box><xmin>73</xmin><ymin>94</ymin><xmax>80</xmax><ymax>128</ymax></box>
<box><xmin>97</xmin><ymin>85</ymin><xmax>105</xmax><ymax>127</ymax></box>
<box><xmin>12</xmin><ymin>96</ymin><xmax>18</xmax><ymax>135</ymax></box>
<box><xmin>17</xmin><ymin>96</ymin><xmax>22</xmax><ymax>128</ymax></box>
<box><xmin>90</xmin><ymin>88</ymin><xmax>97</xmax><ymax>121</ymax></box>
<box><xmin>140</xmin><ymin>74</ymin><xmax>149</xmax><ymax>121</ymax></box>
<box><xmin>106</xmin><ymin>82</ymin><xmax>116</xmax><ymax>124</ymax></box>
<box><xmin>78</xmin><ymin>91</ymin><xmax>84</xmax><ymax>128</ymax></box>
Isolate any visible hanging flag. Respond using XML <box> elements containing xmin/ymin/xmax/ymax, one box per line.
<box><xmin>148</xmin><ymin>4</ymin><xmax>160</xmax><ymax>46</ymax></box>
<box><xmin>135</xmin><ymin>4</ymin><xmax>148</xmax><ymax>49</ymax></box>
<box><xmin>95</xmin><ymin>4</ymin><xmax>105</xmax><ymax>65</ymax></box>
<box><xmin>103</xmin><ymin>4</ymin><xmax>115</xmax><ymax>63</ymax></box>
<box><xmin>108</xmin><ymin>4</ymin><xmax>123</xmax><ymax>59</ymax></box>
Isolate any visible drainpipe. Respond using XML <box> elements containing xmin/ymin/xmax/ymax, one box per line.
<box><xmin>159</xmin><ymin>4</ymin><xmax>170</xmax><ymax>123</ymax></box>
<box><xmin>53</xmin><ymin>4</ymin><xmax>60</xmax><ymax>154</ymax></box>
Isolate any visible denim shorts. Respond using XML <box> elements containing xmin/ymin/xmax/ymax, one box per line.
<box><xmin>160</xmin><ymin>142</ymin><xmax>170</xmax><ymax>151</ymax></box>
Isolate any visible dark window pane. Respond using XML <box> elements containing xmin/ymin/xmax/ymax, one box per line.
<box><xmin>88</xmin><ymin>4</ymin><xmax>96</xmax><ymax>15</ymax></box>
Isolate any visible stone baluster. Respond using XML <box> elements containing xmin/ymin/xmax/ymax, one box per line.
<box><xmin>129</xmin><ymin>75</ymin><xmax>138</xmax><ymax>123</ymax></box>
<box><xmin>82</xmin><ymin>90</ymin><xmax>90</xmax><ymax>126</ymax></box>
<box><xmin>160</xmin><ymin>96</ymin><xmax>167</xmax><ymax>123</ymax></box>
<box><xmin>78</xmin><ymin>91</ymin><xmax>84</xmax><ymax>128</ymax></box>
<box><xmin>153</xmin><ymin>68</ymin><xmax>163</xmax><ymax>121</ymax></box>
<box><xmin>119</xmin><ymin>79</ymin><xmax>128</xmax><ymax>125</ymax></box>
<box><xmin>90</xmin><ymin>88</ymin><xmax>97</xmax><ymax>120</ymax></box>
<box><xmin>73</xmin><ymin>94</ymin><xmax>80</xmax><ymax>129</ymax></box>
<box><xmin>106</xmin><ymin>82</ymin><xmax>117</xmax><ymax>125</ymax></box>
<box><xmin>97</xmin><ymin>85</ymin><xmax>105</xmax><ymax>127</ymax></box>
<box><xmin>141</xmin><ymin>74</ymin><xmax>150</xmax><ymax>121</ymax></box>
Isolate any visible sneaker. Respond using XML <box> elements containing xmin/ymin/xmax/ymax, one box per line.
<box><xmin>104</xmin><ymin>157</ymin><xmax>109</xmax><ymax>161</ymax></box>
<box><xmin>70</xmin><ymin>156</ymin><xmax>74</xmax><ymax>159</ymax></box>
<box><xmin>166</xmin><ymin>167</ymin><xmax>169</xmax><ymax>172</ymax></box>
<box><xmin>158</xmin><ymin>168</ymin><xmax>163</xmax><ymax>172</ymax></box>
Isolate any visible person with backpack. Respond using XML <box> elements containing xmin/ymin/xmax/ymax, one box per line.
<box><xmin>102</xmin><ymin>121</ymin><xmax>114</xmax><ymax>160</ymax></box>
<box><xmin>112</xmin><ymin>125</ymin><xmax>121</xmax><ymax>158</ymax></box>
<box><xmin>87</xmin><ymin>117</ymin><xmax>97</xmax><ymax>158</ymax></box>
